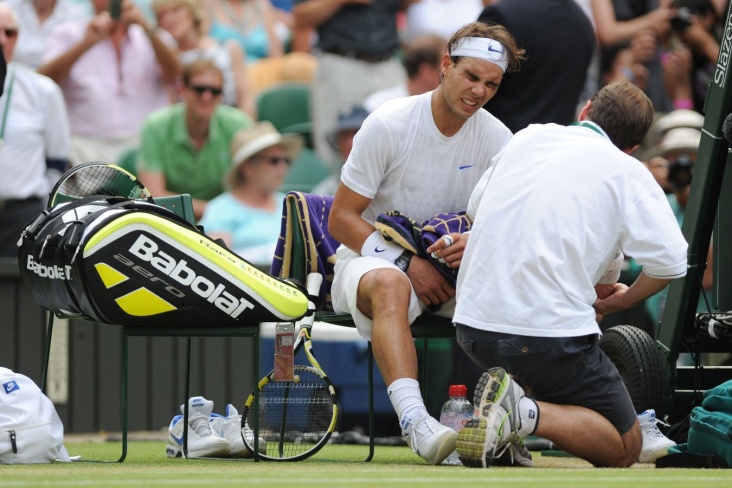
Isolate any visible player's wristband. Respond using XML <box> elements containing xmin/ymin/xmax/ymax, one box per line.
<box><xmin>361</xmin><ymin>230</ymin><xmax>404</xmax><ymax>263</ymax></box>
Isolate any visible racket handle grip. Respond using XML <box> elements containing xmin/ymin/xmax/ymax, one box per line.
<box><xmin>305</xmin><ymin>273</ymin><xmax>323</xmax><ymax>298</ymax></box>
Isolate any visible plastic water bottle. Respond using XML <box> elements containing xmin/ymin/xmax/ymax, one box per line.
<box><xmin>439</xmin><ymin>384</ymin><xmax>473</xmax><ymax>465</ymax></box>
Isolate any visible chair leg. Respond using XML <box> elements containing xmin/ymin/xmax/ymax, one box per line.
<box><xmin>117</xmin><ymin>331</ymin><xmax>129</xmax><ymax>463</ymax></box>
<box><xmin>70</xmin><ymin>327</ymin><xmax>127</xmax><ymax>463</ymax></box>
<box><xmin>253</xmin><ymin>332</ymin><xmax>260</xmax><ymax>461</ymax></box>
<box><xmin>365</xmin><ymin>342</ymin><xmax>375</xmax><ymax>462</ymax></box>
<box><xmin>183</xmin><ymin>337</ymin><xmax>192</xmax><ymax>459</ymax></box>
<box><xmin>41</xmin><ymin>311</ymin><xmax>54</xmax><ymax>392</ymax></box>
<box><xmin>421</xmin><ymin>339</ymin><xmax>429</xmax><ymax>406</ymax></box>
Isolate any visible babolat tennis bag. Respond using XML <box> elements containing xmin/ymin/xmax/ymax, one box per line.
<box><xmin>18</xmin><ymin>196</ymin><xmax>308</xmax><ymax>326</ymax></box>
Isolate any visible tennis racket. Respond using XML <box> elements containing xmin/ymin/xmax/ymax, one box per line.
<box><xmin>48</xmin><ymin>162</ymin><xmax>153</xmax><ymax>208</ymax></box>
<box><xmin>242</xmin><ymin>272</ymin><xmax>338</xmax><ymax>461</ymax></box>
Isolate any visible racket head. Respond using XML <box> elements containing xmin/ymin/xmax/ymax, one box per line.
<box><xmin>48</xmin><ymin>162</ymin><xmax>153</xmax><ymax>208</ymax></box>
<box><xmin>242</xmin><ymin>365</ymin><xmax>337</xmax><ymax>461</ymax></box>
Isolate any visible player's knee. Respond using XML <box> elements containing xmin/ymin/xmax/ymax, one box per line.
<box><xmin>623</xmin><ymin>433</ymin><xmax>643</xmax><ymax>467</ymax></box>
<box><xmin>612</xmin><ymin>424</ymin><xmax>643</xmax><ymax>467</ymax></box>
<box><xmin>360</xmin><ymin>268</ymin><xmax>411</xmax><ymax>305</ymax></box>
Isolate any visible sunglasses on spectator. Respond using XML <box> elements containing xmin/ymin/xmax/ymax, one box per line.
<box><xmin>187</xmin><ymin>84</ymin><xmax>223</xmax><ymax>96</ymax></box>
<box><xmin>252</xmin><ymin>155</ymin><xmax>291</xmax><ymax>166</ymax></box>
<box><xmin>1</xmin><ymin>28</ymin><xmax>18</xmax><ymax>38</ymax></box>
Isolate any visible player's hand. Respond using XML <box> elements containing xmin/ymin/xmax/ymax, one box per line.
<box><xmin>595</xmin><ymin>283</ymin><xmax>617</xmax><ymax>300</ymax></box>
<box><xmin>593</xmin><ymin>283</ymin><xmax>630</xmax><ymax>316</ymax></box>
<box><xmin>425</xmin><ymin>232</ymin><xmax>468</xmax><ymax>269</ymax></box>
<box><xmin>406</xmin><ymin>256</ymin><xmax>454</xmax><ymax>307</ymax></box>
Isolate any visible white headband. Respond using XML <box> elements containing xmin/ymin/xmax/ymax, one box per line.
<box><xmin>451</xmin><ymin>37</ymin><xmax>508</xmax><ymax>73</ymax></box>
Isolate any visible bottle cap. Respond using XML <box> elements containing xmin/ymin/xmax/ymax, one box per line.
<box><xmin>449</xmin><ymin>384</ymin><xmax>468</xmax><ymax>397</ymax></box>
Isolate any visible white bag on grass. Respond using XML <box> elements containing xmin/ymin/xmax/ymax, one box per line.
<box><xmin>0</xmin><ymin>367</ymin><xmax>70</xmax><ymax>464</ymax></box>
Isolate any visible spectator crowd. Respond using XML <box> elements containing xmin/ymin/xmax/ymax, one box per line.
<box><xmin>1</xmin><ymin>0</ymin><xmax>725</xmax><ymax>264</ymax></box>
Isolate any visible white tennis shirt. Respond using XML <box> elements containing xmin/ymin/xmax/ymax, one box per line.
<box><xmin>341</xmin><ymin>91</ymin><xmax>512</xmax><ymax>225</ymax></box>
<box><xmin>455</xmin><ymin>122</ymin><xmax>688</xmax><ymax>337</ymax></box>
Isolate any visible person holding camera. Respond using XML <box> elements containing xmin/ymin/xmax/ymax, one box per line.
<box><xmin>662</xmin><ymin>0</ymin><xmax>721</xmax><ymax>113</ymax></box>
<box><xmin>37</xmin><ymin>0</ymin><xmax>181</xmax><ymax>167</ymax></box>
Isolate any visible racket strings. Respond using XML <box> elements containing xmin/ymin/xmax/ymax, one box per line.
<box><xmin>54</xmin><ymin>165</ymin><xmax>151</xmax><ymax>202</ymax></box>
<box><xmin>250</xmin><ymin>367</ymin><xmax>335</xmax><ymax>457</ymax></box>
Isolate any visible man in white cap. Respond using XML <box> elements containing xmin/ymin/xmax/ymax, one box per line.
<box><xmin>328</xmin><ymin>22</ymin><xmax>525</xmax><ymax>465</ymax></box>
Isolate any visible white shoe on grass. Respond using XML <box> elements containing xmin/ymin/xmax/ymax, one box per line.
<box><xmin>638</xmin><ymin>409</ymin><xmax>675</xmax><ymax>463</ymax></box>
<box><xmin>166</xmin><ymin>396</ymin><xmax>230</xmax><ymax>459</ymax></box>
<box><xmin>210</xmin><ymin>404</ymin><xmax>267</xmax><ymax>458</ymax></box>
<box><xmin>402</xmin><ymin>414</ymin><xmax>457</xmax><ymax>465</ymax></box>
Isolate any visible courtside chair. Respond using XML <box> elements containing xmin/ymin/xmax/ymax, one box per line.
<box><xmin>40</xmin><ymin>194</ymin><xmax>263</xmax><ymax>463</ymax></box>
<box><xmin>256</xmin><ymin>82</ymin><xmax>313</xmax><ymax>148</ymax></box>
<box><xmin>271</xmin><ymin>191</ymin><xmax>456</xmax><ymax>461</ymax></box>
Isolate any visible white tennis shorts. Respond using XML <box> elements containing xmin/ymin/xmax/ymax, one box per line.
<box><xmin>331</xmin><ymin>246</ymin><xmax>455</xmax><ymax>340</ymax></box>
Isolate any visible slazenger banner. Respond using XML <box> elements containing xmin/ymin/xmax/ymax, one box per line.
<box><xmin>18</xmin><ymin>198</ymin><xmax>308</xmax><ymax>326</ymax></box>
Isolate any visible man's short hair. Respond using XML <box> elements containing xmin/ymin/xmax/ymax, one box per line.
<box><xmin>587</xmin><ymin>81</ymin><xmax>654</xmax><ymax>150</ymax></box>
<box><xmin>447</xmin><ymin>22</ymin><xmax>526</xmax><ymax>74</ymax></box>
<box><xmin>403</xmin><ymin>35</ymin><xmax>446</xmax><ymax>78</ymax></box>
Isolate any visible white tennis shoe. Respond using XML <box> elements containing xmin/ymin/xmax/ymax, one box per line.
<box><xmin>166</xmin><ymin>396</ymin><xmax>230</xmax><ymax>459</ymax></box>
<box><xmin>209</xmin><ymin>404</ymin><xmax>267</xmax><ymax>458</ymax></box>
<box><xmin>638</xmin><ymin>409</ymin><xmax>675</xmax><ymax>463</ymax></box>
<box><xmin>401</xmin><ymin>414</ymin><xmax>458</xmax><ymax>465</ymax></box>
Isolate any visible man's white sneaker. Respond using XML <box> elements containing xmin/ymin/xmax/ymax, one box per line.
<box><xmin>401</xmin><ymin>414</ymin><xmax>458</xmax><ymax>465</ymax></box>
<box><xmin>638</xmin><ymin>409</ymin><xmax>675</xmax><ymax>463</ymax></box>
<box><xmin>210</xmin><ymin>404</ymin><xmax>267</xmax><ymax>458</ymax></box>
<box><xmin>166</xmin><ymin>396</ymin><xmax>230</xmax><ymax>459</ymax></box>
<box><xmin>456</xmin><ymin>368</ymin><xmax>526</xmax><ymax>468</ymax></box>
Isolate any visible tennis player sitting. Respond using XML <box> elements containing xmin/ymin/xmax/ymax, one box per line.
<box><xmin>454</xmin><ymin>81</ymin><xmax>688</xmax><ymax>468</ymax></box>
<box><xmin>327</xmin><ymin>22</ymin><xmax>525</xmax><ymax>465</ymax></box>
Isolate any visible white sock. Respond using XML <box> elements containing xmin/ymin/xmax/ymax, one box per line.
<box><xmin>387</xmin><ymin>378</ymin><xmax>428</xmax><ymax>430</ymax></box>
<box><xmin>517</xmin><ymin>396</ymin><xmax>539</xmax><ymax>437</ymax></box>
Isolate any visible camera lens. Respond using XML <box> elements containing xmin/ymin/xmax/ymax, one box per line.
<box><xmin>667</xmin><ymin>154</ymin><xmax>694</xmax><ymax>189</ymax></box>
<box><xmin>671</xmin><ymin>7</ymin><xmax>695</xmax><ymax>31</ymax></box>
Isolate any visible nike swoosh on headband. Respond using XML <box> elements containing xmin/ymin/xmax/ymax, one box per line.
<box><xmin>459</xmin><ymin>164</ymin><xmax>476</xmax><ymax>170</ymax></box>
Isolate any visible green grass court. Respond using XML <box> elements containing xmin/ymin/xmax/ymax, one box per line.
<box><xmin>1</xmin><ymin>441</ymin><xmax>728</xmax><ymax>488</ymax></box>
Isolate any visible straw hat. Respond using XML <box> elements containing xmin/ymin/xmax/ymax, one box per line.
<box><xmin>643</xmin><ymin>127</ymin><xmax>702</xmax><ymax>160</ymax></box>
<box><xmin>228</xmin><ymin>121</ymin><xmax>303</xmax><ymax>187</ymax></box>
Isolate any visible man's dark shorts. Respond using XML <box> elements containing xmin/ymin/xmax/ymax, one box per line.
<box><xmin>456</xmin><ymin>324</ymin><xmax>638</xmax><ymax>434</ymax></box>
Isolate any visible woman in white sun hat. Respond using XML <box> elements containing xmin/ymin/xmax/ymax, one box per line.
<box><xmin>199</xmin><ymin>121</ymin><xmax>302</xmax><ymax>266</ymax></box>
